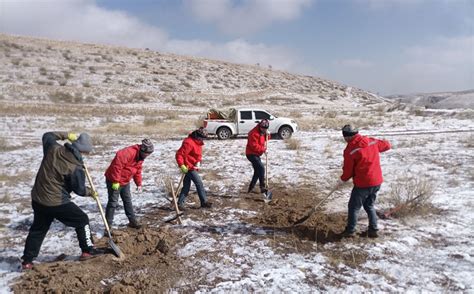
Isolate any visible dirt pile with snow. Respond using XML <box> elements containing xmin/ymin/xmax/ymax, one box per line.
<box><xmin>12</xmin><ymin>227</ymin><xmax>181</xmax><ymax>293</ymax></box>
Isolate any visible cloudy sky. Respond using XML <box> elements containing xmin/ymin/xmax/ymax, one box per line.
<box><xmin>0</xmin><ymin>0</ymin><xmax>472</xmax><ymax>95</ymax></box>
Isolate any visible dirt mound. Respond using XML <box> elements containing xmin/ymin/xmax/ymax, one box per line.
<box><xmin>13</xmin><ymin>227</ymin><xmax>182</xmax><ymax>293</ymax></box>
<box><xmin>246</xmin><ymin>185</ymin><xmax>347</xmax><ymax>243</ymax></box>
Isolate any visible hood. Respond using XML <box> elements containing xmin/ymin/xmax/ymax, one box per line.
<box><xmin>348</xmin><ymin>134</ymin><xmax>369</xmax><ymax>148</ymax></box>
<box><xmin>64</xmin><ymin>143</ymin><xmax>84</xmax><ymax>163</ymax></box>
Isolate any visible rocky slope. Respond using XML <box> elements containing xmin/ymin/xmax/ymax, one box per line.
<box><xmin>0</xmin><ymin>33</ymin><xmax>384</xmax><ymax>109</ymax></box>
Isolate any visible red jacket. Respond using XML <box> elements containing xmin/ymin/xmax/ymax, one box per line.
<box><xmin>176</xmin><ymin>136</ymin><xmax>203</xmax><ymax>171</ymax></box>
<box><xmin>105</xmin><ymin>145</ymin><xmax>144</xmax><ymax>186</ymax></box>
<box><xmin>341</xmin><ymin>134</ymin><xmax>391</xmax><ymax>188</ymax></box>
<box><xmin>246</xmin><ymin>126</ymin><xmax>270</xmax><ymax>156</ymax></box>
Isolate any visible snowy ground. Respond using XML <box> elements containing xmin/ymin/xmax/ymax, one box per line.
<box><xmin>0</xmin><ymin>103</ymin><xmax>473</xmax><ymax>292</ymax></box>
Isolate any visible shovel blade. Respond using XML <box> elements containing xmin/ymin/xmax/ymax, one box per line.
<box><xmin>164</xmin><ymin>212</ymin><xmax>184</xmax><ymax>223</ymax></box>
<box><xmin>292</xmin><ymin>208</ymin><xmax>315</xmax><ymax>226</ymax></box>
<box><xmin>108</xmin><ymin>239</ymin><xmax>125</xmax><ymax>259</ymax></box>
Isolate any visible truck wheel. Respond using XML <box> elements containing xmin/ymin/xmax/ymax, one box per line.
<box><xmin>278</xmin><ymin>126</ymin><xmax>293</xmax><ymax>139</ymax></box>
<box><xmin>217</xmin><ymin>127</ymin><xmax>232</xmax><ymax>140</ymax></box>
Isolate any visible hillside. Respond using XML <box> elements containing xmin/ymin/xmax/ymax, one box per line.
<box><xmin>0</xmin><ymin>33</ymin><xmax>384</xmax><ymax>108</ymax></box>
<box><xmin>387</xmin><ymin>89</ymin><xmax>474</xmax><ymax>109</ymax></box>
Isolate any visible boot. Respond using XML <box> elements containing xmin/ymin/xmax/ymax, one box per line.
<box><xmin>80</xmin><ymin>247</ymin><xmax>105</xmax><ymax>261</ymax></box>
<box><xmin>128</xmin><ymin>218</ymin><xmax>142</xmax><ymax>229</ymax></box>
<box><xmin>368</xmin><ymin>229</ymin><xmax>379</xmax><ymax>238</ymax></box>
<box><xmin>340</xmin><ymin>228</ymin><xmax>356</xmax><ymax>238</ymax></box>
<box><xmin>21</xmin><ymin>261</ymin><xmax>33</xmax><ymax>271</ymax></box>
<box><xmin>247</xmin><ymin>184</ymin><xmax>256</xmax><ymax>194</ymax></box>
<box><xmin>200</xmin><ymin>202</ymin><xmax>213</xmax><ymax>209</ymax></box>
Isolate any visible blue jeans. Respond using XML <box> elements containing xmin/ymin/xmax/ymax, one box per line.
<box><xmin>178</xmin><ymin>171</ymin><xmax>207</xmax><ymax>206</ymax></box>
<box><xmin>346</xmin><ymin>185</ymin><xmax>380</xmax><ymax>233</ymax></box>
<box><xmin>105</xmin><ymin>181</ymin><xmax>135</xmax><ymax>226</ymax></box>
<box><xmin>246</xmin><ymin>154</ymin><xmax>266</xmax><ymax>192</ymax></box>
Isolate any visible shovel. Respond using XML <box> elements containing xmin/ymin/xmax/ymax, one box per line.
<box><xmin>168</xmin><ymin>173</ymin><xmax>185</xmax><ymax>224</ymax></box>
<box><xmin>263</xmin><ymin>132</ymin><xmax>272</xmax><ymax>202</ymax></box>
<box><xmin>293</xmin><ymin>184</ymin><xmax>340</xmax><ymax>226</ymax></box>
<box><xmin>83</xmin><ymin>164</ymin><xmax>125</xmax><ymax>259</ymax></box>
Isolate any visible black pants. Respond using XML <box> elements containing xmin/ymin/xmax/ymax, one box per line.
<box><xmin>22</xmin><ymin>201</ymin><xmax>93</xmax><ymax>263</ymax></box>
<box><xmin>246</xmin><ymin>154</ymin><xmax>266</xmax><ymax>192</ymax></box>
<box><xmin>105</xmin><ymin>181</ymin><xmax>135</xmax><ymax>226</ymax></box>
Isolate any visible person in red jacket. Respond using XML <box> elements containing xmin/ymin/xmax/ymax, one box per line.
<box><xmin>339</xmin><ymin>125</ymin><xmax>391</xmax><ymax>238</ymax></box>
<box><xmin>246</xmin><ymin>119</ymin><xmax>271</xmax><ymax>200</ymax></box>
<box><xmin>104</xmin><ymin>139</ymin><xmax>154</xmax><ymax>229</ymax></box>
<box><xmin>176</xmin><ymin>127</ymin><xmax>212</xmax><ymax>210</ymax></box>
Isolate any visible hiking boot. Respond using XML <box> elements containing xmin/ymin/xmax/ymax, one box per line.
<box><xmin>178</xmin><ymin>204</ymin><xmax>186</xmax><ymax>212</ymax></box>
<box><xmin>80</xmin><ymin>247</ymin><xmax>104</xmax><ymax>261</ymax></box>
<box><xmin>128</xmin><ymin>219</ymin><xmax>142</xmax><ymax>229</ymax></box>
<box><xmin>247</xmin><ymin>184</ymin><xmax>256</xmax><ymax>194</ymax></box>
<box><xmin>340</xmin><ymin>229</ymin><xmax>356</xmax><ymax>238</ymax></box>
<box><xmin>368</xmin><ymin>229</ymin><xmax>379</xmax><ymax>238</ymax></box>
<box><xmin>21</xmin><ymin>261</ymin><xmax>33</xmax><ymax>271</ymax></box>
<box><xmin>200</xmin><ymin>202</ymin><xmax>213</xmax><ymax>209</ymax></box>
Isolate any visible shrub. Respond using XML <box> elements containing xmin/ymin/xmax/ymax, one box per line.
<box><xmin>385</xmin><ymin>176</ymin><xmax>437</xmax><ymax>218</ymax></box>
<box><xmin>285</xmin><ymin>138</ymin><xmax>301</xmax><ymax>150</ymax></box>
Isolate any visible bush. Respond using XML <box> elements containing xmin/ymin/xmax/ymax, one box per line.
<box><xmin>285</xmin><ymin>138</ymin><xmax>301</xmax><ymax>150</ymax></box>
<box><xmin>385</xmin><ymin>176</ymin><xmax>437</xmax><ymax>218</ymax></box>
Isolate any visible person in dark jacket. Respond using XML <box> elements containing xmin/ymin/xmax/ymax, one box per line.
<box><xmin>21</xmin><ymin>132</ymin><xmax>98</xmax><ymax>270</ymax></box>
<box><xmin>246</xmin><ymin>119</ymin><xmax>271</xmax><ymax>199</ymax></box>
<box><xmin>104</xmin><ymin>138</ymin><xmax>154</xmax><ymax>229</ymax></box>
<box><xmin>339</xmin><ymin>125</ymin><xmax>391</xmax><ymax>238</ymax></box>
<box><xmin>176</xmin><ymin>127</ymin><xmax>212</xmax><ymax>210</ymax></box>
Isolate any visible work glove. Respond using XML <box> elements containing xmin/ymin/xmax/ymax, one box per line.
<box><xmin>336</xmin><ymin>178</ymin><xmax>345</xmax><ymax>187</ymax></box>
<box><xmin>111</xmin><ymin>182</ymin><xmax>120</xmax><ymax>190</ymax></box>
<box><xmin>180</xmin><ymin>165</ymin><xmax>188</xmax><ymax>174</ymax></box>
<box><xmin>136</xmin><ymin>186</ymin><xmax>143</xmax><ymax>193</ymax></box>
<box><xmin>67</xmin><ymin>133</ymin><xmax>78</xmax><ymax>142</ymax></box>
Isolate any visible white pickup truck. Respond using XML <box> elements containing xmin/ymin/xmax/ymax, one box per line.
<box><xmin>203</xmin><ymin>108</ymin><xmax>298</xmax><ymax>140</ymax></box>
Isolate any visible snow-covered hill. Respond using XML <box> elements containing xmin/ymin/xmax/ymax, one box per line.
<box><xmin>0</xmin><ymin>33</ymin><xmax>384</xmax><ymax>108</ymax></box>
<box><xmin>387</xmin><ymin>89</ymin><xmax>474</xmax><ymax>109</ymax></box>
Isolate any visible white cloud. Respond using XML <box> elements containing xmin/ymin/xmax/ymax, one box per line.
<box><xmin>390</xmin><ymin>35</ymin><xmax>474</xmax><ymax>93</ymax></box>
<box><xmin>0</xmin><ymin>0</ymin><xmax>304</xmax><ymax>73</ymax></box>
<box><xmin>185</xmin><ymin>0</ymin><xmax>313</xmax><ymax>36</ymax></box>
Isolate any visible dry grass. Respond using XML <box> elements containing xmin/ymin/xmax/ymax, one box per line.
<box><xmin>385</xmin><ymin>175</ymin><xmax>437</xmax><ymax>218</ymax></box>
<box><xmin>285</xmin><ymin>138</ymin><xmax>301</xmax><ymax>150</ymax></box>
<box><xmin>0</xmin><ymin>138</ymin><xmax>17</xmax><ymax>152</ymax></box>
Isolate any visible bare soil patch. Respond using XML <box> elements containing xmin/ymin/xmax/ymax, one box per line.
<box><xmin>12</xmin><ymin>227</ymin><xmax>183</xmax><ymax>293</ymax></box>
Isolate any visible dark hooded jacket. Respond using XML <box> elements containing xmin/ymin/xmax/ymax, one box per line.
<box><xmin>31</xmin><ymin>132</ymin><xmax>91</xmax><ymax>206</ymax></box>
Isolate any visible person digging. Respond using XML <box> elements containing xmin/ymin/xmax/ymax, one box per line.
<box><xmin>104</xmin><ymin>138</ymin><xmax>154</xmax><ymax>230</ymax></box>
<box><xmin>339</xmin><ymin>125</ymin><xmax>391</xmax><ymax>238</ymax></box>
<box><xmin>246</xmin><ymin>119</ymin><xmax>272</xmax><ymax>201</ymax></box>
<box><xmin>175</xmin><ymin>127</ymin><xmax>212</xmax><ymax>210</ymax></box>
<box><xmin>21</xmin><ymin>132</ymin><xmax>102</xmax><ymax>270</ymax></box>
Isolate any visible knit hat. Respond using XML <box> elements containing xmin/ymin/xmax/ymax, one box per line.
<box><xmin>259</xmin><ymin>119</ymin><xmax>270</xmax><ymax>129</ymax></box>
<box><xmin>140</xmin><ymin>138</ymin><xmax>154</xmax><ymax>153</ymax></box>
<box><xmin>342</xmin><ymin>124</ymin><xmax>359</xmax><ymax>137</ymax></box>
<box><xmin>193</xmin><ymin>127</ymin><xmax>208</xmax><ymax>139</ymax></box>
<box><xmin>72</xmin><ymin>133</ymin><xmax>93</xmax><ymax>153</ymax></box>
